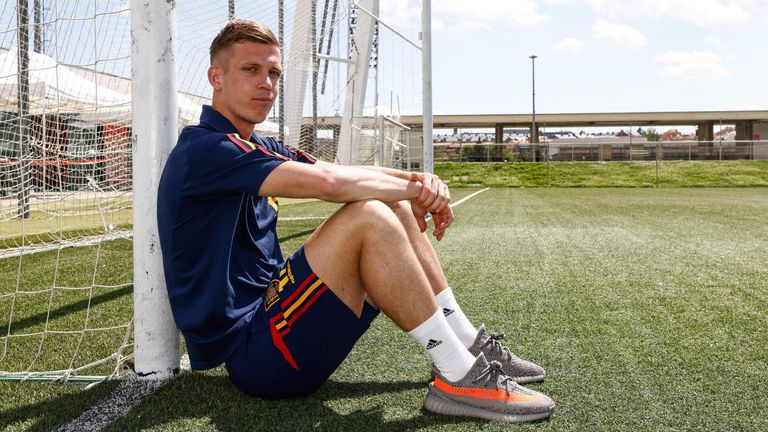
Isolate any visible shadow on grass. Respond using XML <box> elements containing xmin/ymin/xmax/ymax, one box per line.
<box><xmin>7</xmin><ymin>286</ymin><xmax>132</xmax><ymax>333</ymax></box>
<box><xmin>278</xmin><ymin>228</ymin><xmax>317</xmax><ymax>243</ymax></box>
<box><xmin>0</xmin><ymin>381</ymin><xmax>120</xmax><ymax>432</ymax></box>
<box><xmin>98</xmin><ymin>373</ymin><xmax>475</xmax><ymax>431</ymax></box>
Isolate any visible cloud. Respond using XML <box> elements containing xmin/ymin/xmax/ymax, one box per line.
<box><xmin>656</xmin><ymin>50</ymin><xmax>731</xmax><ymax>80</ymax></box>
<box><xmin>550</xmin><ymin>38</ymin><xmax>585</xmax><ymax>54</ymax></box>
<box><xmin>592</xmin><ymin>21</ymin><xmax>647</xmax><ymax>48</ymax></box>
<box><xmin>379</xmin><ymin>0</ymin><xmax>422</xmax><ymax>28</ymax></box>
<box><xmin>729</xmin><ymin>0</ymin><xmax>768</xmax><ymax>22</ymax></box>
<box><xmin>432</xmin><ymin>0</ymin><xmax>549</xmax><ymax>30</ymax></box>
<box><xmin>583</xmin><ymin>0</ymin><xmax>751</xmax><ymax>26</ymax></box>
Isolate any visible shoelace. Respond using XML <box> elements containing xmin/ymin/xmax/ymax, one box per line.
<box><xmin>480</xmin><ymin>332</ymin><xmax>513</xmax><ymax>361</ymax></box>
<box><xmin>473</xmin><ymin>360</ymin><xmax>515</xmax><ymax>390</ymax></box>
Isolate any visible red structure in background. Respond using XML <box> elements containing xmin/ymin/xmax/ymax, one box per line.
<box><xmin>101</xmin><ymin>124</ymin><xmax>131</xmax><ymax>189</ymax></box>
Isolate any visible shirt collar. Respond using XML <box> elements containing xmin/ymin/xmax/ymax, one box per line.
<box><xmin>199</xmin><ymin>105</ymin><xmax>240</xmax><ymax>135</ymax></box>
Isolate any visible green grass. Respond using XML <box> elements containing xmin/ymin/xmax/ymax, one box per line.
<box><xmin>437</xmin><ymin>160</ymin><xmax>768</xmax><ymax>188</ymax></box>
<box><xmin>2</xmin><ymin>188</ymin><xmax>767</xmax><ymax>431</ymax></box>
<box><xmin>0</xmin><ymin>197</ymin><xmax>132</xmax><ymax>249</ymax></box>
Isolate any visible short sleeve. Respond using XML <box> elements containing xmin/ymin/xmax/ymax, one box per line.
<box><xmin>253</xmin><ymin>135</ymin><xmax>318</xmax><ymax>165</ymax></box>
<box><xmin>184</xmin><ymin>132</ymin><xmax>291</xmax><ymax>197</ymax></box>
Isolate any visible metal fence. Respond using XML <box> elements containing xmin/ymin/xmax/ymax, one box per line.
<box><xmin>435</xmin><ymin>140</ymin><xmax>768</xmax><ymax>163</ymax></box>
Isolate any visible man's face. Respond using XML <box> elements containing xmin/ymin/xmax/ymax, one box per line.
<box><xmin>209</xmin><ymin>41</ymin><xmax>282</xmax><ymax>131</ymax></box>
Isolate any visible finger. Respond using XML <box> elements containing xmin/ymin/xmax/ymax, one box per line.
<box><xmin>411</xmin><ymin>202</ymin><xmax>429</xmax><ymax>233</ymax></box>
<box><xmin>443</xmin><ymin>207</ymin><xmax>453</xmax><ymax>228</ymax></box>
<box><xmin>417</xmin><ymin>214</ymin><xmax>428</xmax><ymax>233</ymax></box>
<box><xmin>424</xmin><ymin>179</ymin><xmax>449</xmax><ymax>212</ymax></box>
<box><xmin>431</xmin><ymin>213</ymin><xmax>441</xmax><ymax>238</ymax></box>
<box><xmin>433</xmin><ymin>215</ymin><xmax>446</xmax><ymax>240</ymax></box>
<box><xmin>443</xmin><ymin>207</ymin><xmax>454</xmax><ymax>228</ymax></box>
<box><xmin>428</xmin><ymin>192</ymin><xmax>449</xmax><ymax>213</ymax></box>
<box><xmin>418</xmin><ymin>176</ymin><xmax>438</xmax><ymax>208</ymax></box>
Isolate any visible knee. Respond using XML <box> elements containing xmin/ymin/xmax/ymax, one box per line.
<box><xmin>387</xmin><ymin>199</ymin><xmax>412</xmax><ymax>215</ymax></box>
<box><xmin>343</xmin><ymin>199</ymin><xmax>405</xmax><ymax>233</ymax></box>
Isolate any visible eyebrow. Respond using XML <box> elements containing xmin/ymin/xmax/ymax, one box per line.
<box><xmin>240</xmin><ymin>62</ymin><xmax>282</xmax><ymax>72</ymax></box>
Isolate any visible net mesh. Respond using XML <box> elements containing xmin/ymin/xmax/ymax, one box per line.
<box><xmin>0</xmin><ymin>0</ymin><xmax>423</xmax><ymax>381</ymax></box>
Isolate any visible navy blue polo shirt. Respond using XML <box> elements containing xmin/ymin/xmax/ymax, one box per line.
<box><xmin>157</xmin><ymin>105</ymin><xmax>316</xmax><ymax>370</ymax></box>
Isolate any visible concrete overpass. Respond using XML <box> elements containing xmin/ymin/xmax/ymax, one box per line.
<box><xmin>305</xmin><ymin>110</ymin><xmax>768</xmax><ymax>142</ymax></box>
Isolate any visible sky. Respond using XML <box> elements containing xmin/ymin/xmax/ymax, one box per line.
<box><xmin>2</xmin><ymin>0</ymin><xmax>766</xmax><ymax>123</ymax></box>
<box><xmin>425</xmin><ymin>0</ymin><xmax>768</xmax><ymax>116</ymax></box>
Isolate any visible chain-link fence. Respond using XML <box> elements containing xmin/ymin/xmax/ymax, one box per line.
<box><xmin>434</xmin><ymin>140</ymin><xmax>768</xmax><ymax>188</ymax></box>
<box><xmin>436</xmin><ymin>140</ymin><xmax>768</xmax><ymax>163</ymax></box>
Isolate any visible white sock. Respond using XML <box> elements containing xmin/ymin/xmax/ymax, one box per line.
<box><xmin>408</xmin><ymin>308</ymin><xmax>475</xmax><ymax>382</ymax></box>
<box><xmin>436</xmin><ymin>287</ymin><xmax>478</xmax><ymax>349</ymax></box>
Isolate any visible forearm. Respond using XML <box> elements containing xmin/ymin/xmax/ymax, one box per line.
<box><xmin>355</xmin><ymin>164</ymin><xmax>412</xmax><ymax>181</ymax></box>
<box><xmin>319</xmin><ymin>164</ymin><xmax>420</xmax><ymax>203</ymax></box>
<box><xmin>260</xmin><ymin>160</ymin><xmax>421</xmax><ymax>204</ymax></box>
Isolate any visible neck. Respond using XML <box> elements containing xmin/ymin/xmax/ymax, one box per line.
<box><xmin>210</xmin><ymin>102</ymin><xmax>254</xmax><ymax>139</ymax></box>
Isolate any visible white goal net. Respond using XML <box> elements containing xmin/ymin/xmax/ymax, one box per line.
<box><xmin>1</xmin><ymin>0</ymin><xmax>426</xmax><ymax>382</ymax></box>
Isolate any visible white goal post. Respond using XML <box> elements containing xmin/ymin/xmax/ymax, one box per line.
<box><xmin>129</xmin><ymin>0</ymin><xmax>181</xmax><ymax>380</ymax></box>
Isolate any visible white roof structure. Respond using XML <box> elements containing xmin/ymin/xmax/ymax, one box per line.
<box><xmin>0</xmin><ymin>48</ymin><xmax>131</xmax><ymax>121</ymax></box>
<box><xmin>0</xmin><ymin>48</ymin><xmax>278</xmax><ymax>135</ymax></box>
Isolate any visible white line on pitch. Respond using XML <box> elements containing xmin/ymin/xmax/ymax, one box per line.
<box><xmin>449</xmin><ymin>187</ymin><xmax>490</xmax><ymax>209</ymax></box>
<box><xmin>279</xmin><ymin>216</ymin><xmax>331</xmax><ymax>221</ymax></box>
<box><xmin>426</xmin><ymin>187</ymin><xmax>489</xmax><ymax>221</ymax></box>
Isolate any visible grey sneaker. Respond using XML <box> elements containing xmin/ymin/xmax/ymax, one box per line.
<box><xmin>424</xmin><ymin>353</ymin><xmax>555</xmax><ymax>423</ymax></box>
<box><xmin>468</xmin><ymin>325</ymin><xmax>546</xmax><ymax>384</ymax></box>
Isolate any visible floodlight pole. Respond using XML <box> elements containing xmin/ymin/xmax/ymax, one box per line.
<box><xmin>130</xmin><ymin>0</ymin><xmax>180</xmax><ymax>380</ymax></box>
<box><xmin>529</xmin><ymin>54</ymin><xmax>537</xmax><ymax>162</ymax></box>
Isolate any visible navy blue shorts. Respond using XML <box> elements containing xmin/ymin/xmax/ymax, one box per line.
<box><xmin>225</xmin><ymin>246</ymin><xmax>379</xmax><ymax>399</ymax></box>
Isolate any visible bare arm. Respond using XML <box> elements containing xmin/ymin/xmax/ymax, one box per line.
<box><xmin>260</xmin><ymin>160</ymin><xmax>454</xmax><ymax>240</ymax></box>
<box><xmin>258</xmin><ymin>159</ymin><xmax>422</xmax><ymax>203</ymax></box>
<box><xmin>355</xmin><ymin>164</ymin><xmax>451</xmax><ymax>214</ymax></box>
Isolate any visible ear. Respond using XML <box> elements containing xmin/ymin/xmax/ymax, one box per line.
<box><xmin>208</xmin><ymin>65</ymin><xmax>222</xmax><ymax>91</ymax></box>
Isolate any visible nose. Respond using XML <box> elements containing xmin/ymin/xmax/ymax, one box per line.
<box><xmin>258</xmin><ymin>72</ymin><xmax>274</xmax><ymax>90</ymax></box>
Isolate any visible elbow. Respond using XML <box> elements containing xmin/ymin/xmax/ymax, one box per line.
<box><xmin>315</xmin><ymin>168</ymin><xmax>346</xmax><ymax>202</ymax></box>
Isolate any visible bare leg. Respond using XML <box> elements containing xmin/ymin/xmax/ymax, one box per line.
<box><xmin>304</xmin><ymin>199</ymin><xmax>477</xmax><ymax>381</ymax></box>
<box><xmin>387</xmin><ymin>200</ymin><xmax>450</xmax><ymax>296</ymax></box>
<box><xmin>304</xmin><ymin>199</ymin><xmax>438</xmax><ymax>331</ymax></box>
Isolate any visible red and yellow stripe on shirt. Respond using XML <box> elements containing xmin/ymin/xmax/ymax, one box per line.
<box><xmin>269</xmin><ymin>272</ymin><xmax>328</xmax><ymax>370</ymax></box>
<box><xmin>226</xmin><ymin>133</ymin><xmax>290</xmax><ymax>160</ymax></box>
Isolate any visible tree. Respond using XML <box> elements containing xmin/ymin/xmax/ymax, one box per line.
<box><xmin>646</xmin><ymin>128</ymin><xmax>660</xmax><ymax>142</ymax></box>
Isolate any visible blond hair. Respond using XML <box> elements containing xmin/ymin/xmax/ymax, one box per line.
<box><xmin>209</xmin><ymin>19</ymin><xmax>279</xmax><ymax>64</ymax></box>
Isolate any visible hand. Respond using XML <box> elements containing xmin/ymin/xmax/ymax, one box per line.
<box><xmin>409</xmin><ymin>197</ymin><xmax>454</xmax><ymax>241</ymax></box>
<box><xmin>431</xmin><ymin>206</ymin><xmax>454</xmax><ymax>241</ymax></box>
<box><xmin>410</xmin><ymin>172</ymin><xmax>450</xmax><ymax>214</ymax></box>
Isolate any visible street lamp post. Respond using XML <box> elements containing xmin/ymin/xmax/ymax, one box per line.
<box><xmin>529</xmin><ymin>54</ymin><xmax>537</xmax><ymax>162</ymax></box>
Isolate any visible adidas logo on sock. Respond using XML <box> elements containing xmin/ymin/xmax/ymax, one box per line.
<box><xmin>426</xmin><ymin>339</ymin><xmax>443</xmax><ymax>350</ymax></box>
<box><xmin>442</xmin><ymin>307</ymin><xmax>455</xmax><ymax>317</ymax></box>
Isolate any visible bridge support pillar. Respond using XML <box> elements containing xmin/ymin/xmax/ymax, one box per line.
<box><xmin>697</xmin><ymin>122</ymin><xmax>714</xmax><ymax>159</ymax></box>
<box><xmin>735</xmin><ymin>121</ymin><xmax>754</xmax><ymax>159</ymax></box>
<box><xmin>495</xmin><ymin>124</ymin><xmax>504</xmax><ymax>161</ymax></box>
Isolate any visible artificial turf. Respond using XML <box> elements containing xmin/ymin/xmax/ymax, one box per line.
<box><xmin>1</xmin><ymin>188</ymin><xmax>767</xmax><ymax>431</ymax></box>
